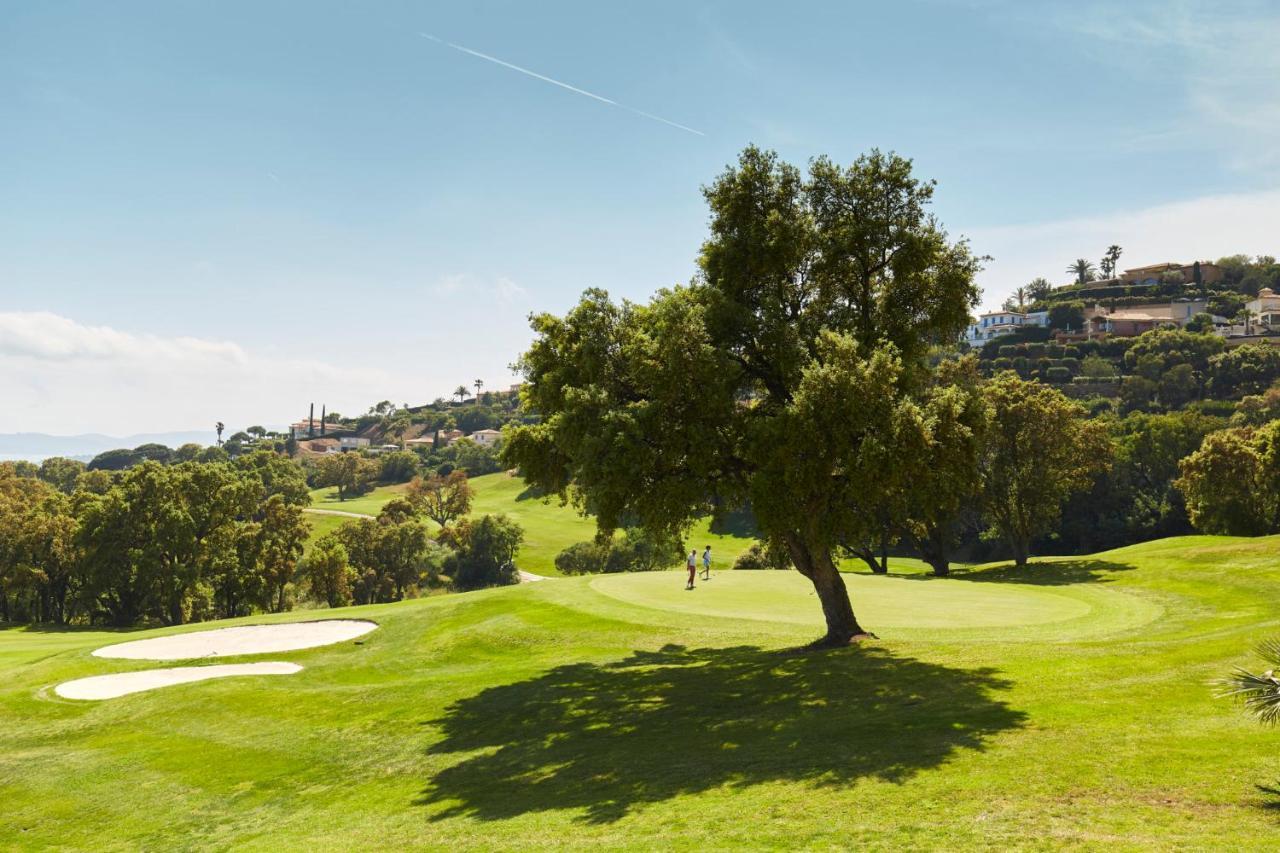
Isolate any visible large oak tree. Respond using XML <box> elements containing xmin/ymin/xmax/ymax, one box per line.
<box><xmin>504</xmin><ymin>147</ymin><xmax>981</xmax><ymax>645</ymax></box>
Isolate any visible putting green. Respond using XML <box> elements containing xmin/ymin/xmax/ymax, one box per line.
<box><xmin>590</xmin><ymin>570</ymin><xmax>1095</xmax><ymax>629</ymax></box>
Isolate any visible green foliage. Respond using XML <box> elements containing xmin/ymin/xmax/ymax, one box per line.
<box><xmin>1080</xmin><ymin>354</ymin><xmax>1117</xmax><ymax>379</ymax></box>
<box><xmin>1232</xmin><ymin>384</ymin><xmax>1280</xmax><ymax>427</ymax></box>
<box><xmin>36</xmin><ymin>457</ymin><xmax>85</xmax><ymax>494</ymax></box>
<box><xmin>447</xmin><ymin>514</ymin><xmax>524</xmax><ymax>590</ymax></box>
<box><xmin>732</xmin><ymin>539</ymin><xmax>793</xmax><ymax>570</ymax></box>
<box><xmin>1209</xmin><ymin>345</ymin><xmax>1280</xmax><ymax>398</ymax></box>
<box><xmin>1221</xmin><ymin>638</ymin><xmax>1280</xmax><ymax>725</ymax></box>
<box><xmin>554</xmin><ymin>527</ymin><xmax>683</xmax><ymax>575</ymax></box>
<box><xmin>1177</xmin><ymin>421</ymin><xmax>1280</xmax><ymax>535</ymax></box>
<box><xmin>980</xmin><ymin>374</ymin><xmax>1112</xmax><ymax>566</ymax></box>
<box><xmin>378</xmin><ymin>450</ymin><xmax>420</xmax><ymax>484</ymax></box>
<box><xmin>313</xmin><ymin>452</ymin><xmax>378</xmax><ymax>501</ymax></box>
<box><xmin>87</xmin><ymin>447</ymin><xmax>139</xmax><ymax>471</ymax></box>
<box><xmin>1045</xmin><ymin>366</ymin><xmax>1071</xmax><ymax>383</ymax></box>
<box><xmin>302</xmin><ymin>536</ymin><xmax>354</xmax><ymax>608</ymax></box>
<box><xmin>1048</xmin><ymin>302</ymin><xmax>1085</xmax><ymax>331</ymax></box>
<box><xmin>505</xmin><ymin>145</ymin><xmax>982</xmax><ymax>642</ymax></box>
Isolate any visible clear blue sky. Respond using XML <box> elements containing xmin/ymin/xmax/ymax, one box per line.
<box><xmin>3</xmin><ymin>0</ymin><xmax>1278</xmax><ymax>434</ymax></box>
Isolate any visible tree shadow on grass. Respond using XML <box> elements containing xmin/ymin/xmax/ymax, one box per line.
<box><xmin>416</xmin><ymin>643</ymin><xmax>1025</xmax><ymax>824</ymax></box>
<box><xmin>945</xmin><ymin>559</ymin><xmax>1136</xmax><ymax>587</ymax></box>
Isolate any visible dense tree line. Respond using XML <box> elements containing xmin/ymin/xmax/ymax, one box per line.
<box><xmin>1</xmin><ymin>448</ymin><xmax>526</xmax><ymax>626</ymax></box>
<box><xmin>1</xmin><ymin>450</ymin><xmax>310</xmax><ymax>625</ymax></box>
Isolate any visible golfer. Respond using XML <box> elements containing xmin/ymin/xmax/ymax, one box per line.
<box><xmin>686</xmin><ymin>549</ymin><xmax>697</xmax><ymax>590</ymax></box>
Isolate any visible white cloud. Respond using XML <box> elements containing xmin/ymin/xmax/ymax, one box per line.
<box><xmin>0</xmin><ymin>312</ymin><xmax>249</xmax><ymax>363</ymax></box>
<box><xmin>969</xmin><ymin>188</ymin><xmax>1280</xmax><ymax>310</ymax></box>
<box><xmin>0</xmin><ymin>312</ymin><xmax>395</xmax><ymax>434</ymax></box>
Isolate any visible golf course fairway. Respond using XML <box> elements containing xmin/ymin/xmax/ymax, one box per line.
<box><xmin>3</xmin><ymin>534</ymin><xmax>1279</xmax><ymax>849</ymax></box>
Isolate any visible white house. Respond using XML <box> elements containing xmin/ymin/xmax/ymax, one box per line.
<box><xmin>339</xmin><ymin>436</ymin><xmax>370</xmax><ymax>451</ymax></box>
<box><xmin>963</xmin><ymin>310</ymin><xmax>1048</xmax><ymax>344</ymax></box>
<box><xmin>469</xmin><ymin>429</ymin><xmax>503</xmax><ymax>448</ymax></box>
<box><xmin>1248</xmin><ymin>287</ymin><xmax>1280</xmax><ymax>331</ymax></box>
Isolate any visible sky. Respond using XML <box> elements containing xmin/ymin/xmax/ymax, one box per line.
<box><xmin>2</xmin><ymin>0</ymin><xmax>1279</xmax><ymax>435</ymax></box>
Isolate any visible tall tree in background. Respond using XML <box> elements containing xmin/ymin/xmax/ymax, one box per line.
<box><xmin>1177</xmin><ymin>422</ymin><xmax>1280</xmax><ymax>536</ymax></box>
<box><xmin>505</xmin><ymin>147</ymin><xmax>981</xmax><ymax>645</ymax></box>
<box><xmin>215</xmin><ymin>422</ymin><xmax>225</xmax><ymax>446</ymax></box>
<box><xmin>407</xmin><ymin>470</ymin><xmax>474</xmax><ymax>529</ymax></box>
<box><xmin>1002</xmin><ymin>285</ymin><xmax>1029</xmax><ymax>313</ymax></box>
<box><xmin>1025</xmin><ymin>277</ymin><xmax>1053</xmax><ymax>303</ymax></box>
<box><xmin>454</xmin><ymin>385</ymin><xmax>469</xmax><ymax>403</ymax></box>
<box><xmin>474</xmin><ymin>378</ymin><xmax>484</xmax><ymax>399</ymax></box>
<box><xmin>1068</xmin><ymin>259</ymin><xmax>1098</xmax><ymax>285</ymax></box>
<box><xmin>1100</xmin><ymin>244</ymin><xmax>1123</xmax><ymax>280</ymax></box>
<box><xmin>901</xmin><ymin>358</ymin><xmax>989</xmax><ymax>576</ymax></box>
<box><xmin>980</xmin><ymin>374</ymin><xmax>1111</xmax><ymax>567</ymax></box>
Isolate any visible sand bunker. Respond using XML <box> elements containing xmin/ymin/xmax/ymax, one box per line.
<box><xmin>92</xmin><ymin>619</ymin><xmax>378</xmax><ymax>661</ymax></box>
<box><xmin>55</xmin><ymin>662</ymin><xmax>302</xmax><ymax>700</ymax></box>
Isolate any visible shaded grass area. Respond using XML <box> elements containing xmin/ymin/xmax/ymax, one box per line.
<box><xmin>419</xmin><ymin>643</ymin><xmax>1024</xmax><ymax>824</ymax></box>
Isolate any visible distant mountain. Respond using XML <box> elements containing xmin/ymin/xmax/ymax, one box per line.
<box><xmin>0</xmin><ymin>431</ymin><xmax>215</xmax><ymax>463</ymax></box>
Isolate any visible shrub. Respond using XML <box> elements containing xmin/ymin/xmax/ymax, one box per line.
<box><xmin>1046</xmin><ymin>344</ymin><xmax>1065</xmax><ymax>358</ymax></box>
<box><xmin>553</xmin><ymin>527</ymin><xmax>682</xmax><ymax>575</ymax></box>
<box><xmin>1061</xmin><ymin>357</ymin><xmax>1080</xmax><ymax>373</ymax></box>
<box><xmin>993</xmin><ymin>357</ymin><xmax>1013</xmax><ymax>371</ymax></box>
<box><xmin>1012</xmin><ymin>356</ymin><xmax>1030</xmax><ymax>373</ymax></box>
<box><xmin>1045</xmin><ymin>366</ymin><xmax>1071</xmax><ymax>383</ymax></box>
<box><xmin>1063</xmin><ymin>346</ymin><xmax>1081</xmax><ymax>359</ymax></box>
<box><xmin>446</xmin><ymin>514</ymin><xmax>524</xmax><ymax>590</ymax></box>
<box><xmin>378</xmin><ymin>450</ymin><xmax>419</xmax><ymax>484</ymax></box>
<box><xmin>1026</xmin><ymin>343</ymin><xmax>1047</xmax><ymax>358</ymax></box>
<box><xmin>998</xmin><ymin>345</ymin><xmax>1018</xmax><ymax>358</ymax></box>
<box><xmin>555</xmin><ymin>541</ymin><xmax>610</xmax><ymax>575</ymax></box>
<box><xmin>1079</xmin><ymin>354</ymin><xmax>1118</xmax><ymax>379</ymax></box>
<box><xmin>733</xmin><ymin>540</ymin><xmax>792</xmax><ymax>570</ymax></box>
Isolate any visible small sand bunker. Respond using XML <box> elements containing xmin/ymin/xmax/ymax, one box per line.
<box><xmin>92</xmin><ymin>619</ymin><xmax>378</xmax><ymax>661</ymax></box>
<box><xmin>55</xmin><ymin>662</ymin><xmax>302</xmax><ymax>700</ymax></box>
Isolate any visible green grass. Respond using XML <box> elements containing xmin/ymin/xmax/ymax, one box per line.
<box><xmin>306</xmin><ymin>473</ymin><xmax>766</xmax><ymax>576</ymax></box>
<box><xmin>307</xmin><ymin>482</ymin><xmax>410</xmax><ymax>517</ymax></box>
<box><xmin>4</xmin><ymin>534</ymin><xmax>1280</xmax><ymax>848</ymax></box>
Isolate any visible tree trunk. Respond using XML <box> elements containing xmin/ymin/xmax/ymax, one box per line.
<box><xmin>851</xmin><ymin>545</ymin><xmax>885</xmax><ymax>575</ymax></box>
<box><xmin>1009</xmin><ymin>534</ymin><xmax>1030</xmax><ymax>568</ymax></box>
<box><xmin>786</xmin><ymin>532</ymin><xmax>867</xmax><ymax>646</ymax></box>
<box><xmin>916</xmin><ymin>523</ymin><xmax>951</xmax><ymax>577</ymax></box>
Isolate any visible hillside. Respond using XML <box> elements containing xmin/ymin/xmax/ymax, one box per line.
<box><xmin>303</xmin><ymin>471</ymin><xmax>775</xmax><ymax>576</ymax></box>
<box><xmin>4</xmin><ymin>534</ymin><xmax>1280</xmax><ymax>848</ymax></box>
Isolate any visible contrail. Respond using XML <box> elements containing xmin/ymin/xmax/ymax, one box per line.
<box><xmin>419</xmin><ymin>33</ymin><xmax>705</xmax><ymax>137</ymax></box>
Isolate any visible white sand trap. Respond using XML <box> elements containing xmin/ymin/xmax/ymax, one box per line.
<box><xmin>92</xmin><ymin>619</ymin><xmax>378</xmax><ymax>661</ymax></box>
<box><xmin>55</xmin><ymin>662</ymin><xmax>302</xmax><ymax>700</ymax></box>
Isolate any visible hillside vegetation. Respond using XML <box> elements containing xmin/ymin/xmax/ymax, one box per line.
<box><xmin>3</xmin><ymin>535</ymin><xmax>1279</xmax><ymax>849</ymax></box>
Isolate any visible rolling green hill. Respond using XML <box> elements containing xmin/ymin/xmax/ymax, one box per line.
<box><xmin>305</xmin><ymin>472</ymin><xmax>942</xmax><ymax>576</ymax></box>
<box><xmin>3</xmin><ymin>534</ymin><xmax>1280</xmax><ymax>848</ymax></box>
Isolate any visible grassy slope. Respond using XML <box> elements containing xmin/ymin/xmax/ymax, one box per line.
<box><xmin>306</xmin><ymin>472</ymin><xmax>945</xmax><ymax>577</ymax></box>
<box><xmin>3</xmin><ymin>535</ymin><xmax>1280</xmax><ymax>849</ymax></box>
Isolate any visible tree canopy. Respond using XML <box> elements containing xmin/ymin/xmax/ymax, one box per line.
<box><xmin>504</xmin><ymin>146</ymin><xmax>981</xmax><ymax>644</ymax></box>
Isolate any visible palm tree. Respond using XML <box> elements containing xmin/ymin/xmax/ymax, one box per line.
<box><xmin>1102</xmin><ymin>244</ymin><xmax>1123</xmax><ymax>280</ymax></box>
<box><xmin>1237</xmin><ymin>307</ymin><xmax>1256</xmax><ymax>336</ymax></box>
<box><xmin>454</xmin><ymin>385</ymin><xmax>469</xmax><ymax>404</ymax></box>
<box><xmin>215</xmin><ymin>421</ymin><xmax>225</xmax><ymax>446</ymax></box>
<box><xmin>1221</xmin><ymin>638</ymin><xmax>1280</xmax><ymax>724</ymax></box>
<box><xmin>1026</xmin><ymin>277</ymin><xmax>1053</xmax><ymax>302</ymax></box>
<box><xmin>474</xmin><ymin>378</ymin><xmax>484</xmax><ymax>399</ymax></box>
<box><xmin>1067</xmin><ymin>259</ymin><xmax>1097</xmax><ymax>285</ymax></box>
